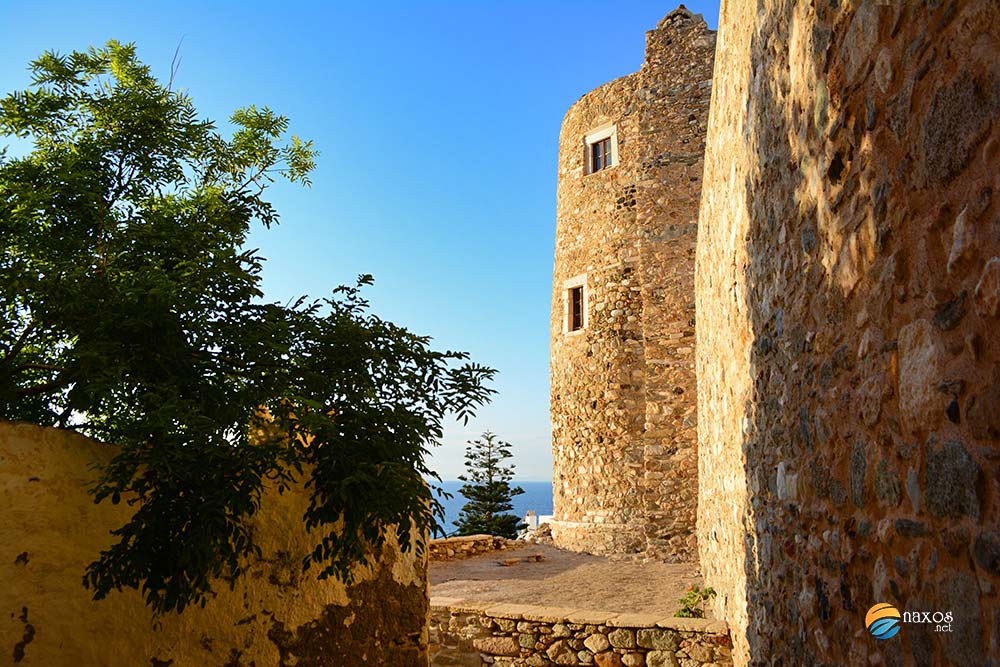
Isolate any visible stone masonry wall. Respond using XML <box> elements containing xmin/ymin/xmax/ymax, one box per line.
<box><xmin>429</xmin><ymin>598</ymin><xmax>732</xmax><ymax>667</ymax></box>
<box><xmin>1</xmin><ymin>421</ymin><xmax>429</xmax><ymax>666</ymax></box>
<box><xmin>636</xmin><ymin>8</ymin><xmax>717</xmax><ymax>561</ymax></box>
<box><xmin>697</xmin><ymin>1</ymin><xmax>1000</xmax><ymax>665</ymax></box>
<box><xmin>550</xmin><ymin>7</ymin><xmax>715</xmax><ymax>561</ymax></box>
<box><xmin>429</xmin><ymin>535</ymin><xmax>517</xmax><ymax>561</ymax></box>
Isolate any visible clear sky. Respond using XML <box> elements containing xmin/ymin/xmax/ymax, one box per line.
<box><xmin>0</xmin><ymin>1</ymin><xmax>719</xmax><ymax>481</ymax></box>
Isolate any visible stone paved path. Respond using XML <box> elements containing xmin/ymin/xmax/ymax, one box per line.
<box><xmin>429</xmin><ymin>543</ymin><xmax>708</xmax><ymax>618</ymax></box>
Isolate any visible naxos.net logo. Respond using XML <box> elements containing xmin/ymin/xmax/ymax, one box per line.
<box><xmin>866</xmin><ymin>602</ymin><xmax>953</xmax><ymax>640</ymax></box>
<box><xmin>865</xmin><ymin>603</ymin><xmax>902</xmax><ymax>639</ymax></box>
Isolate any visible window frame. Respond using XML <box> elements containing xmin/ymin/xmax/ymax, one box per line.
<box><xmin>585</xmin><ymin>123</ymin><xmax>619</xmax><ymax>175</ymax></box>
<box><xmin>569</xmin><ymin>286</ymin><xmax>584</xmax><ymax>331</ymax></box>
<box><xmin>563</xmin><ymin>274</ymin><xmax>588</xmax><ymax>335</ymax></box>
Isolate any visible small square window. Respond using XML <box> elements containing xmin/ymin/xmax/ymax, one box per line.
<box><xmin>590</xmin><ymin>137</ymin><xmax>612</xmax><ymax>172</ymax></box>
<box><xmin>585</xmin><ymin>124</ymin><xmax>618</xmax><ymax>175</ymax></box>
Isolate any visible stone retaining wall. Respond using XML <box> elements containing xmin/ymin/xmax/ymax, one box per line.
<box><xmin>429</xmin><ymin>598</ymin><xmax>731</xmax><ymax>667</ymax></box>
<box><xmin>429</xmin><ymin>535</ymin><xmax>516</xmax><ymax>561</ymax></box>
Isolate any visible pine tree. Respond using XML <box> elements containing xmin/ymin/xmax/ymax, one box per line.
<box><xmin>455</xmin><ymin>432</ymin><xmax>525</xmax><ymax>538</ymax></box>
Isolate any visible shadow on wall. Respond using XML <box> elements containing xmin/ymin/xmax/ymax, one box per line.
<box><xmin>733</xmin><ymin>1</ymin><xmax>999</xmax><ymax>665</ymax></box>
<box><xmin>0</xmin><ymin>421</ymin><xmax>429</xmax><ymax>667</ymax></box>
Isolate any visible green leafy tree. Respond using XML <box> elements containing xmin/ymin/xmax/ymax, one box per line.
<box><xmin>0</xmin><ymin>41</ymin><xmax>495</xmax><ymax>614</ymax></box>
<box><xmin>455</xmin><ymin>431</ymin><xmax>524</xmax><ymax>538</ymax></box>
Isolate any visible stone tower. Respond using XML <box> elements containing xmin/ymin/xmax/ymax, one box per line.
<box><xmin>549</xmin><ymin>7</ymin><xmax>715</xmax><ymax>560</ymax></box>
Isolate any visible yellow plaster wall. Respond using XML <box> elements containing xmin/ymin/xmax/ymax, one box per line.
<box><xmin>1</xmin><ymin>420</ymin><xmax>428</xmax><ymax>666</ymax></box>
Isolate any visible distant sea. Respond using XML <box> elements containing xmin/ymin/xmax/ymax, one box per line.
<box><xmin>431</xmin><ymin>480</ymin><xmax>553</xmax><ymax>537</ymax></box>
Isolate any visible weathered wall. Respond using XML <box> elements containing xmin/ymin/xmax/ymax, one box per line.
<box><xmin>697</xmin><ymin>1</ymin><xmax>1000</xmax><ymax>665</ymax></box>
<box><xmin>550</xmin><ymin>7</ymin><xmax>715</xmax><ymax>560</ymax></box>
<box><xmin>428</xmin><ymin>598</ymin><xmax>732</xmax><ymax>667</ymax></box>
<box><xmin>1</xmin><ymin>421</ymin><xmax>429</xmax><ymax>666</ymax></box>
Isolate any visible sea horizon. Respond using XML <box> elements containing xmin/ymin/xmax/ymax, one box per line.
<box><xmin>431</xmin><ymin>479</ymin><xmax>554</xmax><ymax>537</ymax></box>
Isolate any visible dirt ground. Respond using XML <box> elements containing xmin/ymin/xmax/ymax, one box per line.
<box><xmin>429</xmin><ymin>543</ymin><xmax>706</xmax><ymax>618</ymax></box>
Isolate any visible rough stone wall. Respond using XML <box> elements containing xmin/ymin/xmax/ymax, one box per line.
<box><xmin>550</xmin><ymin>7</ymin><xmax>715</xmax><ymax>561</ymax></box>
<box><xmin>428</xmin><ymin>599</ymin><xmax>732</xmax><ymax>667</ymax></box>
<box><xmin>696</xmin><ymin>1</ymin><xmax>1000</xmax><ymax>665</ymax></box>
<box><xmin>1</xmin><ymin>421</ymin><xmax>429</xmax><ymax>666</ymax></box>
<box><xmin>636</xmin><ymin>8</ymin><xmax>717</xmax><ymax>562</ymax></box>
<box><xmin>428</xmin><ymin>535</ymin><xmax>517</xmax><ymax>561</ymax></box>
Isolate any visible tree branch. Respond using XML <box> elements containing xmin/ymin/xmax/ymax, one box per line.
<box><xmin>16</xmin><ymin>376</ymin><xmax>72</xmax><ymax>396</ymax></box>
<box><xmin>1</xmin><ymin>321</ymin><xmax>37</xmax><ymax>364</ymax></box>
<box><xmin>16</xmin><ymin>363</ymin><xmax>66</xmax><ymax>372</ymax></box>
<box><xmin>168</xmin><ymin>38</ymin><xmax>185</xmax><ymax>92</ymax></box>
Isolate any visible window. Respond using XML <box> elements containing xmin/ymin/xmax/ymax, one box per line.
<box><xmin>591</xmin><ymin>137</ymin><xmax>612</xmax><ymax>172</ymax></box>
<box><xmin>585</xmin><ymin>123</ymin><xmax>618</xmax><ymax>174</ymax></box>
<box><xmin>569</xmin><ymin>286</ymin><xmax>584</xmax><ymax>331</ymax></box>
<box><xmin>563</xmin><ymin>274</ymin><xmax>587</xmax><ymax>334</ymax></box>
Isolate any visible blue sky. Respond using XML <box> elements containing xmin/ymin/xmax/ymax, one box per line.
<box><xmin>0</xmin><ymin>1</ymin><xmax>719</xmax><ymax>481</ymax></box>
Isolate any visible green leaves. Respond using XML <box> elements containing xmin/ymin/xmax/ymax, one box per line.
<box><xmin>675</xmin><ymin>585</ymin><xmax>716</xmax><ymax>618</ymax></box>
<box><xmin>1</xmin><ymin>41</ymin><xmax>494</xmax><ymax>615</ymax></box>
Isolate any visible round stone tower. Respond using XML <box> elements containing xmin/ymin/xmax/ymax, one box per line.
<box><xmin>549</xmin><ymin>7</ymin><xmax>715</xmax><ymax>559</ymax></box>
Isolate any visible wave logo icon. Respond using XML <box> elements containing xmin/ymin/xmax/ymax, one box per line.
<box><xmin>866</xmin><ymin>603</ymin><xmax>902</xmax><ymax>640</ymax></box>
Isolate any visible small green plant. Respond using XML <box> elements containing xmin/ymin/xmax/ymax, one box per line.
<box><xmin>675</xmin><ymin>584</ymin><xmax>717</xmax><ymax>618</ymax></box>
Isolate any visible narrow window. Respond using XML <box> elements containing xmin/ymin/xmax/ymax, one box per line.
<box><xmin>591</xmin><ymin>140</ymin><xmax>603</xmax><ymax>171</ymax></box>
<box><xmin>569</xmin><ymin>286</ymin><xmax>584</xmax><ymax>332</ymax></box>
